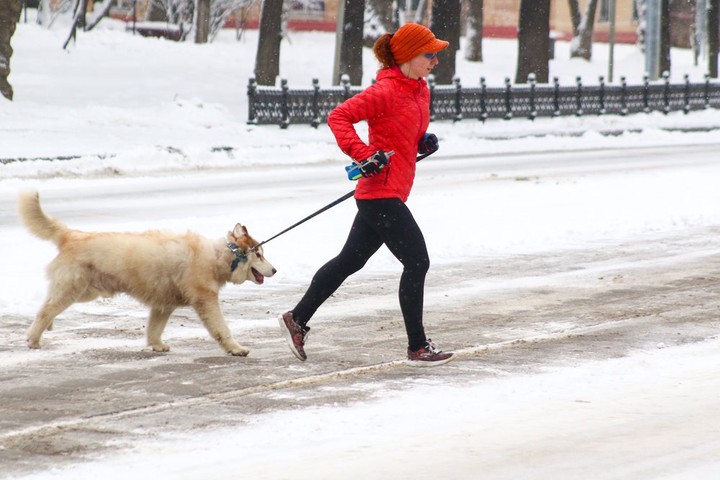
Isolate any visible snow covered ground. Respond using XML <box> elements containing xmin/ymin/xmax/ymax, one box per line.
<box><xmin>1</xmin><ymin>11</ymin><xmax>720</xmax><ymax>479</ymax></box>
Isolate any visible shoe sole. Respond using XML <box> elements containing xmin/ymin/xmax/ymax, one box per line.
<box><xmin>405</xmin><ymin>353</ymin><xmax>455</xmax><ymax>367</ymax></box>
<box><xmin>278</xmin><ymin>314</ymin><xmax>307</xmax><ymax>362</ymax></box>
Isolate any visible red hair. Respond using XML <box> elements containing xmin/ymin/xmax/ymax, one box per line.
<box><xmin>372</xmin><ymin>33</ymin><xmax>396</xmax><ymax>69</ymax></box>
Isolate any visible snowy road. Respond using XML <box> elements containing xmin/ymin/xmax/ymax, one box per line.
<box><xmin>1</xmin><ymin>143</ymin><xmax>720</xmax><ymax>479</ymax></box>
<box><xmin>2</xmin><ymin>140</ymin><xmax>719</xmax><ymax>225</ymax></box>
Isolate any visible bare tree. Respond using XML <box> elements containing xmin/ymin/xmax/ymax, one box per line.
<box><xmin>0</xmin><ymin>0</ymin><xmax>23</xmax><ymax>100</ymax></box>
<box><xmin>430</xmin><ymin>0</ymin><xmax>461</xmax><ymax>84</ymax></box>
<box><xmin>464</xmin><ymin>0</ymin><xmax>483</xmax><ymax>62</ymax></box>
<box><xmin>254</xmin><ymin>0</ymin><xmax>284</xmax><ymax>85</ymax></box>
<box><xmin>196</xmin><ymin>0</ymin><xmax>211</xmax><ymax>43</ymax></box>
<box><xmin>570</xmin><ymin>0</ymin><xmax>599</xmax><ymax>60</ymax></box>
<box><xmin>659</xmin><ymin>0</ymin><xmax>671</xmax><ymax>76</ymax></box>
<box><xmin>567</xmin><ymin>0</ymin><xmax>581</xmax><ymax>36</ymax></box>
<box><xmin>708</xmin><ymin>0</ymin><xmax>718</xmax><ymax>77</ymax></box>
<box><xmin>209</xmin><ymin>0</ymin><xmax>256</xmax><ymax>41</ymax></box>
<box><xmin>414</xmin><ymin>0</ymin><xmax>429</xmax><ymax>24</ymax></box>
<box><xmin>366</xmin><ymin>0</ymin><xmax>395</xmax><ymax>37</ymax></box>
<box><xmin>62</xmin><ymin>0</ymin><xmax>90</xmax><ymax>49</ymax></box>
<box><xmin>334</xmin><ymin>0</ymin><xmax>365</xmax><ymax>84</ymax></box>
<box><xmin>85</xmin><ymin>0</ymin><xmax>115</xmax><ymax>31</ymax></box>
<box><xmin>516</xmin><ymin>0</ymin><xmax>551</xmax><ymax>83</ymax></box>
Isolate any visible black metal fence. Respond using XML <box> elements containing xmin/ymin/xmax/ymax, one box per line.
<box><xmin>247</xmin><ymin>73</ymin><xmax>720</xmax><ymax>128</ymax></box>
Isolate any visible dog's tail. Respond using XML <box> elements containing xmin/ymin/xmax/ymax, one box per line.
<box><xmin>17</xmin><ymin>190</ymin><xmax>69</xmax><ymax>246</ymax></box>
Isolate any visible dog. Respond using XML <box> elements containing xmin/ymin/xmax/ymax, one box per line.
<box><xmin>17</xmin><ymin>190</ymin><xmax>276</xmax><ymax>356</ymax></box>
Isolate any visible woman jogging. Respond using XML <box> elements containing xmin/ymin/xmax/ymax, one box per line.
<box><xmin>279</xmin><ymin>23</ymin><xmax>454</xmax><ymax>366</ymax></box>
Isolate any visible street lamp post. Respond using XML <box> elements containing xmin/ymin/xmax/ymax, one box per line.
<box><xmin>645</xmin><ymin>0</ymin><xmax>662</xmax><ymax>80</ymax></box>
<box><xmin>608</xmin><ymin>0</ymin><xmax>617</xmax><ymax>82</ymax></box>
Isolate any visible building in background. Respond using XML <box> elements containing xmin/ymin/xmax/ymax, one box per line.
<box><xmin>99</xmin><ymin>0</ymin><xmax>704</xmax><ymax>47</ymax></box>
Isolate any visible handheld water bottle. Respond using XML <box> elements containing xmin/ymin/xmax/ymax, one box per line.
<box><xmin>345</xmin><ymin>150</ymin><xmax>394</xmax><ymax>181</ymax></box>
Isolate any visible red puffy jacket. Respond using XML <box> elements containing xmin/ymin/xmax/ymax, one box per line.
<box><xmin>327</xmin><ymin>66</ymin><xmax>430</xmax><ymax>202</ymax></box>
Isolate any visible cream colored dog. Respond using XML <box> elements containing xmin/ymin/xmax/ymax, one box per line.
<box><xmin>17</xmin><ymin>190</ymin><xmax>276</xmax><ymax>356</ymax></box>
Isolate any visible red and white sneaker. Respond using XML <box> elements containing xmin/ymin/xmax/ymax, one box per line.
<box><xmin>278</xmin><ymin>311</ymin><xmax>309</xmax><ymax>361</ymax></box>
<box><xmin>407</xmin><ymin>339</ymin><xmax>454</xmax><ymax>367</ymax></box>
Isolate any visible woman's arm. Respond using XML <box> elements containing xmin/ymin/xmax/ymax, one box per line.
<box><xmin>327</xmin><ymin>82</ymin><xmax>394</xmax><ymax>161</ymax></box>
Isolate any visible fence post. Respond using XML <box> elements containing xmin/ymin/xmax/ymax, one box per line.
<box><xmin>428</xmin><ymin>74</ymin><xmax>436</xmax><ymax>121</ymax></box>
<box><xmin>683</xmin><ymin>74</ymin><xmax>690</xmax><ymax>114</ymax></box>
<box><xmin>280</xmin><ymin>78</ymin><xmax>290</xmax><ymax>129</ymax></box>
<box><xmin>311</xmin><ymin>78</ymin><xmax>321</xmax><ymax>128</ymax></box>
<box><xmin>503</xmin><ymin>77</ymin><xmax>513</xmax><ymax>120</ymax></box>
<box><xmin>453</xmin><ymin>77</ymin><xmax>463</xmax><ymax>122</ymax></box>
<box><xmin>479</xmin><ymin>77</ymin><xmax>488</xmax><ymax>122</ymax></box>
<box><xmin>643</xmin><ymin>74</ymin><xmax>650</xmax><ymax>113</ymax></box>
<box><xmin>599</xmin><ymin>75</ymin><xmax>606</xmax><ymax>115</ymax></box>
<box><xmin>620</xmin><ymin>76</ymin><xmax>628</xmax><ymax>115</ymax></box>
<box><xmin>247</xmin><ymin>77</ymin><xmax>258</xmax><ymax>125</ymax></box>
<box><xmin>704</xmin><ymin>73</ymin><xmax>710</xmax><ymax>109</ymax></box>
<box><xmin>575</xmin><ymin>76</ymin><xmax>584</xmax><ymax>116</ymax></box>
<box><xmin>662</xmin><ymin>70</ymin><xmax>670</xmax><ymax>114</ymax></box>
<box><xmin>528</xmin><ymin>73</ymin><xmax>537</xmax><ymax>120</ymax></box>
<box><xmin>553</xmin><ymin>76</ymin><xmax>560</xmax><ymax>117</ymax></box>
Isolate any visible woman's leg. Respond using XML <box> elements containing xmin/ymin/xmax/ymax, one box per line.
<box><xmin>355</xmin><ymin>199</ymin><xmax>430</xmax><ymax>351</ymax></box>
<box><xmin>291</xmin><ymin>210</ymin><xmax>383</xmax><ymax>326</ymax></box>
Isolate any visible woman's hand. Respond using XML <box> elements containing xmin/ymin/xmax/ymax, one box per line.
<box><xmin>418</xmin><ymin>133</ymin><xmax>439</xmax><ymax>155</ymax></box>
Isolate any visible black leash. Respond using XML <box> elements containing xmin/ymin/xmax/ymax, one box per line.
<box><xmin>251</xmin><ymin>151</ymin><xmax>435</xmax><ymax>251</ymax></box>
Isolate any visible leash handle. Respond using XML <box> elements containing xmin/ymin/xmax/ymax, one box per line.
<box><xmin>252</xmin><ymin>151</ymin><xmax>435</xmax><ymax>251</ymax></box>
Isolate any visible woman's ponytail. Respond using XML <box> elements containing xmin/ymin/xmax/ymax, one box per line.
<box><xmin>372</xmin><ymin>33</ymin><xmax>396</xmax><ymax>69</ymax></box>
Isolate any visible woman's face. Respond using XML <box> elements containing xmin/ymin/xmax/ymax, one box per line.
<box><xmin>402</xmin><ymin>52</ymin><xmax>439</xmax><ymax>80</ymax></box>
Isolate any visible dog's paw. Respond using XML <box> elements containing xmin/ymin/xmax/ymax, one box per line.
<box><xmin>227</xmin><ymin>344</ymin><xmax>250</xmax><ymax>357</ymax></box>
<box><xmin>150</xmin><ymin>342</ymin><xmax>170</xmax><ymax>353</ymax></box>
<box><xmin>27</xmin><ymin>338</ymin><xmax>41</xmax><ymax>349</ymax></box>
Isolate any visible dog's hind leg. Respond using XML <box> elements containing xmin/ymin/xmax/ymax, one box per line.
<box><xmin>192</xmin><ymin>298</ymin><xmax>249</xmax><ymax>356</ymax></box>
<box><xmin>27</xmin><ymin>292</ymin><xmax>76</xmax><ymax>349</ymax></box>
<box><xmin>146</xmin><ymin>306</ymin><xmax>175</xmax><ymax>352</ymax></box>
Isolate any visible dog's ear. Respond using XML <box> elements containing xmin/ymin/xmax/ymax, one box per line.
<box><xmin>231</xmin><ymin>223</ymin><xmax>249</xmax><ymax>238</ymax></box>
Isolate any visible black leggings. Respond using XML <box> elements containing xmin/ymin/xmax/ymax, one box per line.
<box><xmin>291</xmin><ymin>198</ymin><xmax>430</xmax><ymax>351</ymax></box>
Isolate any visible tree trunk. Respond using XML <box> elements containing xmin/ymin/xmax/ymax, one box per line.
<box><xmin>195</xmin><ymin>0</ymin><xmax>211</xmax><ymax>44</ymax></box>
<box><xmin>414</xmin><ymin>0</ymin><xmax>429</xmax><ymax>24</ymax></box>
<box><xmin>62</xmin><ymin>0</ymin><xmax>89</xmax><ymax>49</ymax></box>
<box><xmin>0</xmin><ymin>0</ymin><xmax>22</xmax><ymax>100</ymax></box>
<box><xmin>367</xmin><ymin>0</ymin><xmax>395</xmax><ymax>33</ymax></box>
<box><xmin>709</xmin><ymin>0</ymin><xmax>719</xmax><ymax>77</ymax></box>
<box><xmin>430</xmin><ymin>0</ymin><xmax>461</xmax><ymax>84</ymax></box>
<box><xmin>85</xmin><ymin>0</ymin><xmax>115</xmax><ymax>31</ymax></box>
<box><xmin>659</xmin><ymin>0</ymin><xmax>671</xmax><ymax>75</ymax></box>
<box><xmin>571</xmin><ymin>0</ymin><xmax>599</xmax><ymax>60</ymax></box>
<box><xmin>254</xmin><ymin>0</ymin><xmax>284</xmax><ymax>85</ymax></box>
<box><xmin>516</xmin><ymin>0</ymin><xmax>551</xmax><ymax>83</ymax></box>
<box><xmin>464</xmin><ymin>0</ymin><xmax>483</xmax><ymax>62</ymax></box>
<box><xmin>335</xmin><ymin>0</ymin><xmax>364</xmax><ymax>85</ymax></box>
<box><xmin>567</xmin><ymin>0</ymin><xmax>581</xmax><ymax>36</ymax></box>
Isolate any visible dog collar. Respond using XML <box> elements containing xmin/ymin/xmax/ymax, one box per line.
<box><xmin>227</xmin><ymin>242</ymin><xmax>248</xmax><ymax>272</ymax></box>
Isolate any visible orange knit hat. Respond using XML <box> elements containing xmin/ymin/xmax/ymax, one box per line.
<box><xmin>389</xmin><ymin>23</ymin><xmax>449</xmax><ymax>65</ymax></box>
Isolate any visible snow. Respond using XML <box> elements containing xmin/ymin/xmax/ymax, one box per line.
<box><xmin>2</xmin><ymin>12</ymin><xmax>720</xmax><ymax>479</ymax></box>
<box><xmin>15</xmin><ymin>340</ymin><xmax>720</xmax><ymax>480</ymax></box>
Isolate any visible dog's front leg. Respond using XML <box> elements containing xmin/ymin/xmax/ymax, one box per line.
<box><xmin>193</xmin><ymin>298</ymin><xmax>249</xmax><ymax>356</ymax></box>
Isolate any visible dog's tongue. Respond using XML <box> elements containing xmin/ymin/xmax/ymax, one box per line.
<box><xmin>252</xmin><ymin>268</ymin><xmax>264</xmax><ymax>284</ymax></box>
